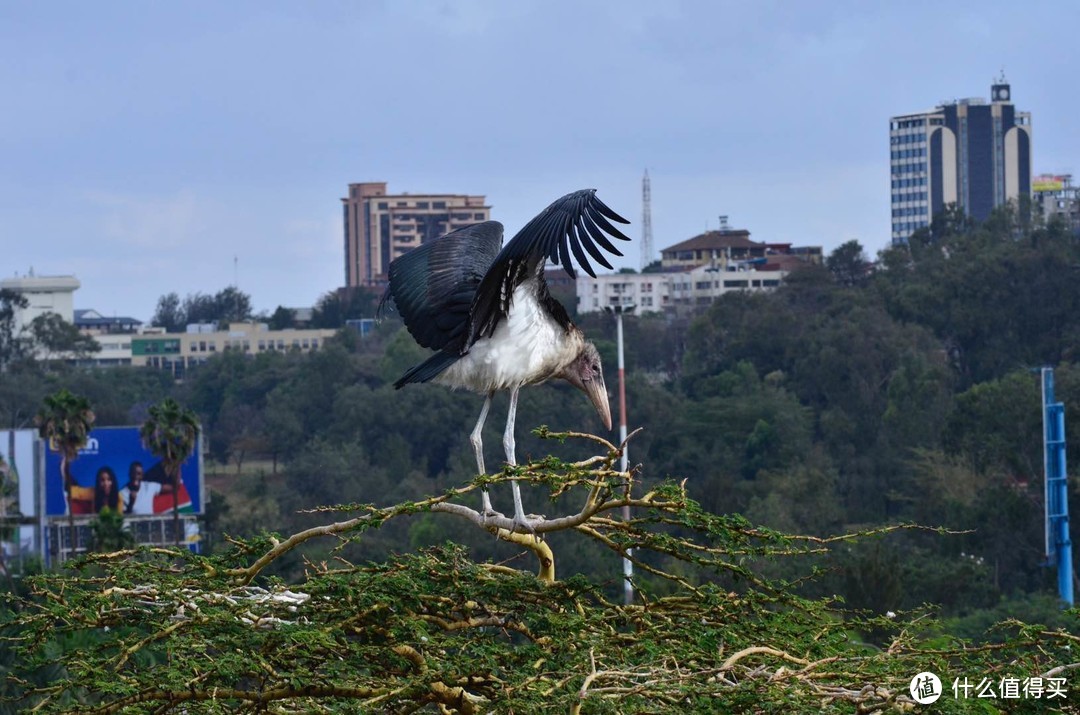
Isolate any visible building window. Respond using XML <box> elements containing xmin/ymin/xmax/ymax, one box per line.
<box><xmin>474</xmin><ymin>213</ymin><xmax>486</xmax><ymax>220</ymax></box>
<box><xmin>433</xmin><ymin>201</ymin><xmax>446</xmax><ymax>209</ymax></box>
<box><xmin>377</xmin><ymin>202</ymin><xmax>388</xmax><ymax>210</ymax></box>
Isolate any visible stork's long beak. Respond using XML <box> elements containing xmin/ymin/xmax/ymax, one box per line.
<box><xmin>585</xmin><ymin>376</ymin><xmax>612</xmax><ymax>431</ymax></box>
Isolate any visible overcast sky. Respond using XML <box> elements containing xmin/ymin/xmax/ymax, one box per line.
<box><xmin>3</xmin><ymin>1</ymin><xmax>1078</xmax><ymax>321</ymax></box>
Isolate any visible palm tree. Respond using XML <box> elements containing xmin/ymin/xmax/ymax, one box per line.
<box><xmin>140</xmin><ymin>398</ymin><xmax>199</xmax><ymax>546</ymax></box>
<box><xmin>34</xmin><ymin>389</ymin><xmax>95</xmax><ymax>558</ymax></box>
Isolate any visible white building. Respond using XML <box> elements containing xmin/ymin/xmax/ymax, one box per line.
<box><xmin>0</xmin><ymin>273</ymin><xmax>80</xmax><ymax>332</ymax></box>
<box><xmin>576</xmin><ymin>272</ymin><xmax>670</xmax><ymax>314</ymax></box>
<box><xmin>576</xmin><ymin>264</ymin><xmax>789</xmax><ymax>316</ymax></box>
<box><xmin>667</xmin><ymin>264</ymin><xmax>785</xmax><ymax>312</ymax></box>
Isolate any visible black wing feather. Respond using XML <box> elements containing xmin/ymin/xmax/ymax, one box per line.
<box><xmin>587</xmin><ymin>205</ymin><xmax>631</xmax><ymax>242</ymax></box>
<box><xmin>573</xmin><ymin>221</ymin><xmax>614</xmax><ymax>271</ymax></box>
<box><xmin>581</xmin><ymin>211</ymin><xmax>625</xmax><ymax>257</ymax></box>
<box><xmin>468</xmin><ymin>189</ymin><xmax>630</xmax><ymax>344</ymax></box>
<box><xmin>380</xmin><ymin>221</ymin><xmax>504</xmax><ymax>353</ymax></box>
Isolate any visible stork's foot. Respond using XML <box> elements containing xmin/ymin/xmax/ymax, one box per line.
<box><xmin>511</xmin><ymin>512</ymin><xmax>544</xmax><ymax>536</ymax></box>
<box><xmin>481</xmin><ymin>507</ymin><xmax>505</xmax><ymax>530</ymax></box>
<box><xmin>480</xmin><ymin>491</ymin><xmax>503</xmax><ymax>528</ymax></box>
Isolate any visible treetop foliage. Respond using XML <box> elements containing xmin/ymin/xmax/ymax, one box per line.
<box><xmin>7</xmin><ymin>435</ymin><xmax>1075</xmax><ymax>713</ymax></box>
<box><xmin>151</xmin><ymin>287</ymin><xmax>253</xmax><ymax>332</ymax></box>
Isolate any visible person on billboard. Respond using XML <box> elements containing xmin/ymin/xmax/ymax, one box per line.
<box><xmin>93</xmin><ymin>466</ymin><xmax>122</xmax><ymax>513</ymax></box>
<box><xmin>121</xmin><ymin>461</ymin><xmax>171</xmax><ymax>515</ymax></box>
<box><xmin>62</xmin><ymin>460</ymin><xmax>96</xmax><ymax>514</ymax></box>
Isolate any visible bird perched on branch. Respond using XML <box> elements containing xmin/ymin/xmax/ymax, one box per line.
<box><xmin>378</xmin><ymin>189</ymin><xmax>631</xmax><ymax>532</ymax></box>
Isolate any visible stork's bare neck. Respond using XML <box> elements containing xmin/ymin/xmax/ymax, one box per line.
<box><xmin>436</xmin><ymin>278</ymin><xmax>585</xmax><ymax>394</ymax></box>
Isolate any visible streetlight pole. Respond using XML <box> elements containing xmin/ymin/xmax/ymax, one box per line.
<box><xmin>607</xmin><ymin>303</ymin><xmax>634</xmax><ymax>605</ymax></box>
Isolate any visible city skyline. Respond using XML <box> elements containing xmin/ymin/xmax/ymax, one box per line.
<box><xmin>3</xmin><ymin>2</ymin><xmax>1079</xmax><ymax>321</ymax></box>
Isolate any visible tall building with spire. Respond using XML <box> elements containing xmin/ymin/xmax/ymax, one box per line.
<box><xmin>889</xmin><ymin>75</ymin><xmax>1032</xmax><ymax>245</ymax></box>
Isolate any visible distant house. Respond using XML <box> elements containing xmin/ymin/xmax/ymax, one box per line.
<box><xmin>74</xmin><ymin>309</ymin><xmax>143</xmax><ymax>335</ymax></box>
<box><xmin>576</xmin><ymin>223</ymin><xmax>822</xmax><ymax>316</ymax></box>
<box><xmin>660</xmin><ymin>229</ymin><xmax>765</xmax><ymax>270</ymax></box>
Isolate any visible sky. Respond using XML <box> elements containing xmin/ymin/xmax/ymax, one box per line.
<box><xmin>3</xmin><ymin>1</ymin><xmax>1079</xmax><ymax>322</ymax></box>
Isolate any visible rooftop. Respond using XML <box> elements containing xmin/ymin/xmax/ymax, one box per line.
<box><xmin>662</xmin><ymin>230</ymin><xmax>761</xmax><ymax>254</ymax></box>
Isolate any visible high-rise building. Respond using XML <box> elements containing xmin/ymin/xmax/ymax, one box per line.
<box><xmin>341</xmin><ymin>182</ymin><xmax>491</xmax><ymax>288</ymax></box>
<box><xmin>889</xmin><ymin>76</ymin><xmax>1032</xmax><ymax>245</ymax></box>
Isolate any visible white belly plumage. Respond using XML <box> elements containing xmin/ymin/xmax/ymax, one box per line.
<box><xmin>435</xmin><ymin>282</ymin><xmax>582</xmax><ymax>393</ymax></box>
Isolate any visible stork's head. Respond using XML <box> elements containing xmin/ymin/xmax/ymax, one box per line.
<box><xmin>561</xmin><ymin>342</ymin><xmax>612</xmax><ymax>431</ymax></box>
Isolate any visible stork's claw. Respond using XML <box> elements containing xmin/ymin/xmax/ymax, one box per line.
<box><xmin>511</xmin><ymin>513</ymin><xmax>545</xmax><ymax>538</ymax></box>
<box><xmin>481</xmin><ymin>507</ymin><xmax>504</xmax><ymax>529</ymax></box>
<box><xmin>511</xmin><ymin>513</ymin><xmax>534</xmax><ymax>535</ymax></box>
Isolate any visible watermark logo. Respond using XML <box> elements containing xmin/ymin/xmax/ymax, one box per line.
<box><xmin>910</xmin><ymin>671</ymin><xmax>942</xmax><ymax>704</ymax></box>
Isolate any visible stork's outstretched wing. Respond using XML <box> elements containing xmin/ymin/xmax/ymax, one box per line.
<box><xmin>378</xmin><ymin>221</ymin><xmax>504</xmax><ymax>354</ymax></box>
<box><xmin>468</xmin><ymin>189</ymin><xmax>631</xmax><ymax>344</ymax></box>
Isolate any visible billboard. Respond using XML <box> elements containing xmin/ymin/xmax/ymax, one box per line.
<box><xmin>45</xmin><ymin>427</ymin><xmax>203</xmax><ymax>517</ymax></box>
<box><xmin>1034</xmin><ymin>175</ymin><xmax>1069</xmax><ymax>192</ymax></box>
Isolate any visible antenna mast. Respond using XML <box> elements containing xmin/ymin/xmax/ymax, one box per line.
<box><xmin>641</xmin><ymin>169</ymin><xmax>653</xmax><ymax>270</ymax></box>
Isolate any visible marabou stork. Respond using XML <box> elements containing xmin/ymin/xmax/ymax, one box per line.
<box><xmin>378</xmin><ymin>189</ymin><xmax>631</xmax><ymax>532</ymax></box>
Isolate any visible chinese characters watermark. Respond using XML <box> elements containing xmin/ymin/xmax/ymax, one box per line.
<box><xmin>909</xmin><ymin>671</ymin><xmax>1068</xmax><ymax>703</ymax></box>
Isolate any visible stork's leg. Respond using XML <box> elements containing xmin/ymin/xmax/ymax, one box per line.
<box><xmin>471</xmin><ymin>392</ymin><xmax>498</xmax><ymax>517</ymax></box>
<box><xmin>502</xmin><ymin>386</ymin><xmax>533</xmax><ymax>533</ymax></box>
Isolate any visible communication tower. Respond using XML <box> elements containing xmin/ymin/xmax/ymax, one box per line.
<box><xmin>641</xmin><ymin>169</ymin><xmax>653</xmax><ymax>270</ymax></box>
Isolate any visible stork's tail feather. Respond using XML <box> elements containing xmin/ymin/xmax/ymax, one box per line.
<box><xmin>394</xmin><ymin>351</ymin><xmax>459</xmax><ymax>389</ymax></box>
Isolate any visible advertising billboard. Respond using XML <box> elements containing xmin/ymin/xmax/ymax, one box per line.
<box><xmin>1034</xmin><ymin>175</ymin><xmax>1068</xmax><ymax>192</ymax></box>
<box><xmin>44</xmin><ymin>427</ymin><xmax>203</xmax><ymax>517</ymax></box>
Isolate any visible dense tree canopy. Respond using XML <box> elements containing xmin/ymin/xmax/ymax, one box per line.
<box><xmin>9</xmin><ymin>440</ymin><xmax>1077</xmax><ymax>713</ymax></box>
<box><xmin>0</xmin><ymin>289</ymin><xmax>30</xmax><ymax>370</ymax></box>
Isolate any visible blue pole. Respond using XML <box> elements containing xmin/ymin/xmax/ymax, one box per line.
<box><xmin>1042</xmin><ymin>368</ymin><xmax>1073</xmax><ymax>607</ymax></box>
